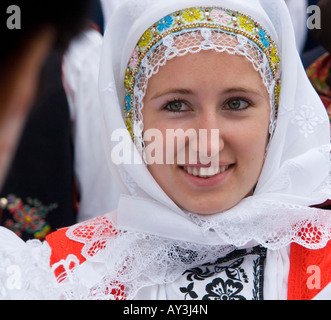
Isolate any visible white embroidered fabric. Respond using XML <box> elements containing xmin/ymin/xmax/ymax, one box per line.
<box><xmin>64</xmin><ymin>212</ymin><xmax>239</xmax><ymax>299</ymax></box>
<box><xmin>0</xmin><ymin>219</ymin><xmax>291</xmax><ymax>300</ymax></box>
<box><xmin>0</xmin><ymin>228</ymin><xmax>57</xmax><ymax>299</ymax></box>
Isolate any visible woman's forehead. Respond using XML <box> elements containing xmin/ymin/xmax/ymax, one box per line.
<box><xmin>145</xmin><ymin>50</ymin><xmax>269</xmax><ymax>98</ymax></box>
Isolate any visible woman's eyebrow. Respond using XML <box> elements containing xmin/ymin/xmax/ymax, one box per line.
<box><xmin>222</xmin><ymin>87</ymin><xmax>266</xmax><ymax>97</ymax></box>
<box><xmin>149</xmin><ymin>88</ymin><xmax>193</xmax><ymax>100</ymax></box>
<box><xmin>149</xmin><ymin>86</ymin><xmax>266</xmax><ymax>101</ymax></box>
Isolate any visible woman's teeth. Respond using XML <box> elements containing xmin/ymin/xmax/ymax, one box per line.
<box><xmin>183</xmin><ymin>165</ymin><xmax>229</xmax><ymax>178</ymax></box>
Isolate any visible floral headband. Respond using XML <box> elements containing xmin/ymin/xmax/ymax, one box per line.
<box><xmin>124</xmin><ymin>6</ymin><xmax>281</xmax><ymax>140</ymax></box>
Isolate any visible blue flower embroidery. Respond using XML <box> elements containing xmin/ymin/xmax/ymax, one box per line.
<box><xmin>125</xmin><ymin>94</ymin><xmax>132</xmax><ymax>111</ymax></box>
<box><xmin>157</xmin><ymin>15</ymin><xmax>174</xmax><ymax>32</ymax></box>
<box><xmin>259</xmin><ymin>29</ymin><xmax>269</xmax><ymax>48</ymax></box>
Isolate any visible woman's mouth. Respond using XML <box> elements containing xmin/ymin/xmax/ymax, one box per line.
<box><xmin>181</xmin><ymin>165</ymin><xmax>231</xmax><ymax>178</ymax></box>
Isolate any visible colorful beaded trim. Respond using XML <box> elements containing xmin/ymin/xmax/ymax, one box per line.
<box><xmin>124</xmin><ymin>7</ymin><xmax>281</xmax><ymax>139</ymax></box>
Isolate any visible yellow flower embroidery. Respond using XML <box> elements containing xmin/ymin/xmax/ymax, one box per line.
<box><xmin>275</xmin><ymin>83</ymin><xmax>281</xmax><ymax>105</ymax></box>
<box><xmin>124</xmin><ymin>70</ymin><xmax>132</xmax><ymax>89</ymax></box>
<box><xmin>138</xmin><ymin>30</ymin><xmax>152</xmax><ymax>48</ymax></box>
<box><xmin>126</xmin><ymin>118</ymin><xmax>133</xmax><ymax>139</ymax></box>
<box><xmin>270</xmin><ymin>46</ymin><xmax>280</xmax><ymax>65</ymax></box>
<box><xmin>182</xmin><ymin>8</ymin><xmax>202</xmax><ymax>22</ymax></box>
<box><xmin>238</xmin><ymin>16</ymin><xmax>254</xmax><ymax>32</ymax></box>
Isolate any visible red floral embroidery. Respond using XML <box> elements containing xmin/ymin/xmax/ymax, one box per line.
<box><xmin>2</xmin><ymin>194</ymin><xmax>57</xmax><ymax>239</ymax></box>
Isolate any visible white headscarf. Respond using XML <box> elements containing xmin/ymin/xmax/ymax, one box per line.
<box><xmin>77</xmin><ymin>0</ymin><xmax>331</xmax><ymax>298</ymax></box>
<box><xmin>99</xmin><ymin>0</ymin><xmax>331</xmax><ymax>245</ymax></box>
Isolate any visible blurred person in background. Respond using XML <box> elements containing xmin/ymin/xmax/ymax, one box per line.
<box><xmin>0</xmin><ymin>0</ymin><xmax>93</xmax><ymax>239</ymax></box>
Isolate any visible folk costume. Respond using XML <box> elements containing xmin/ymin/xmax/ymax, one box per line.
<box><xmin>1</xmin><ymin>0</ymin><xmax>331</xmax><ymax>300</ymax></box>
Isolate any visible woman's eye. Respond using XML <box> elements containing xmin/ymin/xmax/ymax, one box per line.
<box><xmin>165</xmin><ymin>100</ymin><xmax>189</xmax><ymax>112</ymax></box>
<box><xmin>225</xmin><ymin>99</ymin><xmax>250</xmax><ymax>111</ymax></box>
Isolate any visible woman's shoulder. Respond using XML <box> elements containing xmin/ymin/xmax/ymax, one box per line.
<box><xmin>46</xmin><ymin>213</ymin><xmax>117</xmax><ymax>271</ymax></box>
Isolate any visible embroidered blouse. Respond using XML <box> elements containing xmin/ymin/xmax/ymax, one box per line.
<box><xmin>46</xmin><ymin>214</ymin><xmax>331</xmax><ymax>300</ymax></box>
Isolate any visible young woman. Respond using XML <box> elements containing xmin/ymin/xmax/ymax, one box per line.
<box><xmin>1</xmin><ymin>0</ymin><xmax>331</xmax><ymax>300</ymax></box>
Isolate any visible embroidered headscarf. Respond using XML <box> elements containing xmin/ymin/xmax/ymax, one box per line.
<box><xmin>99</xmin><ymin>0</ymin><xmax>331</xmax><ymax>243</ymax></box>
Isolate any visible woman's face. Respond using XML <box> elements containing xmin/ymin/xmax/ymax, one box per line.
<box><xmin>142</xmin><ymin>49</ymin><xmax>271</xmax><ymax>214</ymax></box>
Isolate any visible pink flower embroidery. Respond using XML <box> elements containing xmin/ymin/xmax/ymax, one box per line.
<box><xmin>129</xmin><ymin>50</ymin><xmax>138</xmax><ymax>68</ymax></box>
<box><xmin>210</xmin><ymin>9</ymin><xmax>230</xmax><ymax>24</ymax></box>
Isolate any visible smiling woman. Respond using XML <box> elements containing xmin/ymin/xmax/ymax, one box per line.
<box><xmin>1</xmin><ymin>0</ymin><xmax>331</xmax><ymax>301</ymax></box>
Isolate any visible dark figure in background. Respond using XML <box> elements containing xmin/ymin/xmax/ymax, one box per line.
<box><xmin>0</xmin><ymin>50</ymin><xmax>77</xmax><ymax>240</ymax></box>
<box><xmin>0</xmin><ymin>0</ymin><xmax>93</xmax><ymax>239</ymax></box>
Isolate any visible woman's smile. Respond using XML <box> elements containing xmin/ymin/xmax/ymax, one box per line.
<box><xmin>181</xmin><ymin>164</ymin><xmax>231</xmax><ymax>178</ymax></box>
<box><xmin>179</xmin><ymin>163</ymin><xmax>235</xmax><ymax>188</ymax></box>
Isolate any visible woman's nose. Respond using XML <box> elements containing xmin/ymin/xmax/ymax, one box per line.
<box><xmin>190</xmin><ymin>110</ymin><xmax>225</xmax><ymax>164</ymax></box>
